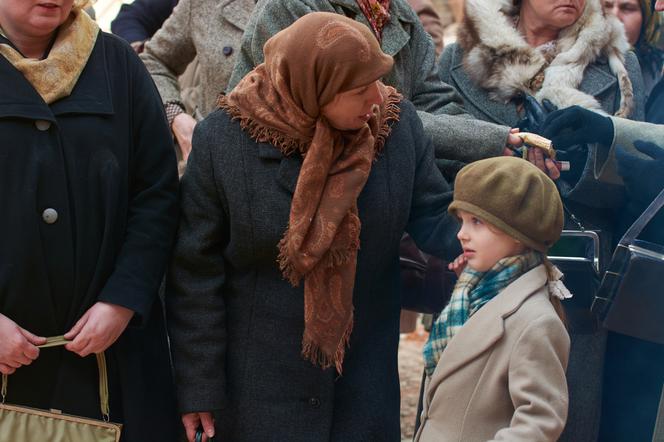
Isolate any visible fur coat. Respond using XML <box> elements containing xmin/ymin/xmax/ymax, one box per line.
<box><xmin>458</xmin><ymin>0</ymin><xmax>635</xmax><ymax>117</ymax></box>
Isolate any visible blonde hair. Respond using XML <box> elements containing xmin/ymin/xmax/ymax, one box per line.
<box><xmin>542</xmin><ymin>255</ymin><xmax>567</xmax><ymax>327</ymax></box>
<box><xmin>73</xmin><ymin>0</ymin><xmax>94</xmax><ymax>10</ymax></box>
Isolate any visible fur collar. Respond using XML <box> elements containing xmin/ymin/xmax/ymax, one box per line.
<box><xmin>458</xmin><ymin>0</ymin><xmax>634</xmax><ymax>117</ymax></box>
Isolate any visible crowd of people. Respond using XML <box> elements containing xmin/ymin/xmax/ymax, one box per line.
<box><xmin>0</xmin><ymin>0</ymin><xmax>663</xmax><ymax>441</ymax></box>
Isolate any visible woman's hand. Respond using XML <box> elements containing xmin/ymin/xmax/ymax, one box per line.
<box><xmin>172</xmin><ymin>113</ymin><xmax>197</xmax><ymax>162</ymax></box>
<box><xmin>504</xmin><ymin>127</ymin><xmax>523</xmax><ymax>155</ymax></box>
<box><xmin>526</xmin><ymin>147</ymin><xmax>561</xmax><ymax>180</ymax></box>
<box><xmin>0</xmin><ymin>313</ymin><xmax>46</xmax><ymax>375</ymax></box>
<box><xmin>64</xmin><ymin>302</ymin><xmax>134</xmax><ymax>357</ymax></box>
<box><xmin>448</xmin><ymin>254</ymin><xmax>468</xmax><ymax>277</ymax></box>
<box><xmin>182</xmin><ymin>412</ymin><xmax>215</xmax><ymax>442</ymax></box>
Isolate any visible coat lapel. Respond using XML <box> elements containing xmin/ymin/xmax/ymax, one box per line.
<box><xmin>579</xmin><ymin>62</ymin><xmax>618</xmax><ymax>98</ymax></box>
<box><xmin>0</xmin><ymin>55</ymin><xmax>55</xmax><ymax>122</ymax></box>
<box><xmin>425</xmin><ymin>265</ymin><xmax>548</xmax><ymax>405</ymax></box>
<box><xmin>330</xmin><ymin>0</ymin><xmax>415</xmax><ymax>57</ymax></box>
<box><xmin>258</xmin><ymin>144</ymin><xmax>302</xmax><ymax>195</ymax></box>
<box><xmin>49</xmin><ymin>33</ymin><xmax>113</xmax><ymax>117</ymax></box>
<box><xmin>450</xmin><ymin>63</ymin><xmax>519</xmax><ymax>126</ymax></box>
<box><xmin>220</xmin><ymin>0</ymin><xmax>255</xmax><ymax>31</ymax></box>
<box><xmin>0</xmin><ymin>33</ymin><xmax>113</xmax><ymax>119</ymax></box>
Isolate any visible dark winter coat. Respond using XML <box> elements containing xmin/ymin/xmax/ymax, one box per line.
<box><xmin>647</xmin><ymin>77</ymin><xmax>664</xmax><ymax>124</ymax></box>
<box><xmin>0</xmin><ymin>31</ymin><xmax>179</xmax><ymax>441</ymax></box>
<box><xmin>166</xmin><ymin>100</ymin><xmax>459</xmax><ymax>442</ymax></box>
<box><xmin>111</xmin><ymin>0</ymin><xmax>178</xmax><ymax>43</ymax></box>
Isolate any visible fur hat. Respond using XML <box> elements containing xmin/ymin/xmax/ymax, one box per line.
<box><xmin>449</xmin><ymin>157</ymin><xmax>564</xmax><ymax>252</ymax></box>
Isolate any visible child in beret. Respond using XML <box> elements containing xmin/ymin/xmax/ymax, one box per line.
<box><xmin>415</xmin><ymin>156</ymin><xmax>572</xmax><ymax>442</ymax></box>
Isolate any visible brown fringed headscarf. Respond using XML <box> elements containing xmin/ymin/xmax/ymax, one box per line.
<box><xmin>219</xmin><ymin>12</ymin><xmax>401</xmax><ymax>373</ymax></box>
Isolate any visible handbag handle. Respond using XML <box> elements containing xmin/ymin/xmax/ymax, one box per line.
<box><xmin>620</xmin><ymin>188</ymin><xmax>664</xmax><ymax>245</ymax></box>
<box><xmin>1</xmin><ymin>335</ymin><xmax>111</xmax><ymax>422</ymax></box>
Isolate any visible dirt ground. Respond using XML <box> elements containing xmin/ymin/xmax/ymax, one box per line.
<box><xmin>399</xmin><ymin>322</ymin><xmax>429</xmax><ymax>441</ymax></box>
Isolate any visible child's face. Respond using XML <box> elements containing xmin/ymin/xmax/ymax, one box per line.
<box><xmin>456</xmin><ymin>210</ymin><xmax>526</xmax><ymax>272</ymax></box>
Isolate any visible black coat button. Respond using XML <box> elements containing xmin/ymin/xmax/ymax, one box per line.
<box><xmin>223</xmin><ymin>46</ymin><xmax>233</xmax><ymax>56</ymax></box>
<box><xmin>309</xmin><ymin>397</ymin><xmax>321</xmax><ymax>408</ymax></box>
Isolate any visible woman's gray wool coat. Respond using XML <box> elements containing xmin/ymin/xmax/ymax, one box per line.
<box><xmin>166</xmin><ymin>100</ymin><xmax>460</xmax><ymax>442</ymax></box>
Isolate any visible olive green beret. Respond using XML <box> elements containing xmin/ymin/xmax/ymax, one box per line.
<box><xmin>449</xmin><ymin>157</ymin><xmax>564</xmax><ymax>252</ymax></box>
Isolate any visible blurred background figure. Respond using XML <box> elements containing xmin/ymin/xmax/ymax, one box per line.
<box><xmin>112</xmin><ymin>0</ymin><xmax>177</xmax><ymax>52</ymax></box>
<box><xmin>138</xmin><ymin>0</ymin><xmax>254</xmax><ymax>169</ymax></box>
<box><xmin>542</xmin><ymin>104</ymin><xmax>664</xmax><ymax>442</ymax></box>
<box><xmin>408</xmin><ymin>0</ymin><xmax>445</xmax><ymax>55</ymax></box>
<box><xmin>432</xmin><ymin>0</ymin><xmax>464</xmax><ymax>44</ymax></box>
<box><xmin>603</xmin><ymin>0</ymin><xmax>664</xmax><ymax>102</ymax></box>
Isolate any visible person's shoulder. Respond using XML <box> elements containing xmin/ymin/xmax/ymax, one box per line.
<box><xmin>391</xmin><ymin>99</ymin><xmax>423</xmax><ymax>135</ymax></box>
<box><xmin>196</xmin><ymin>107</ymin><xmax>257</xmax><ymax>152</ymax></box>
<box><xmin>98</xmin><ymin>30</ymin><xmax>142</xmax><ymax>63</ymax></box>
<box><xmin>197</xmin><ymin>107</ymin><xmax>240</xmax><ymax>137</ymax></box>
<box><xmin>512</xmin><ymin>289</ymin><xmax>567</xmax><ymax>336</ymax></box>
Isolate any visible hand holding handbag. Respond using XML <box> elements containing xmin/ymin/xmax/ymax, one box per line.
<box><xmin>592</xmin><ymin>187</ymin><xmax>664</xmax><ymax>344</ymax></box>
<box><xmin>0</xmin><ymin>336</ymin><xmax>122</xmax><ymax>441</ymax></box>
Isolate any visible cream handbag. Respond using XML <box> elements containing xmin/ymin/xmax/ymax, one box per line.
<box><xmin>0</xmin><ymin>336</ymin><xmax>122</xmax><ymax>441</ymax></box>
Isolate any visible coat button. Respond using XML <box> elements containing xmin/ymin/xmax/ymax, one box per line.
<box><xmin>308</xmin><ymin>397</ymin><xmax>321</xmax><ymax>408</ymax></box>
<box><xmin>42</xmin><ymin>208</ymin><xmax>58</xmax><ymax>224</ymax></box>
<box><xmin>222</xmin><ymin>46</ymin><xmax>233</xmax><ymax>56</ymax></box>
<box><xmin>35</xmin><ymin>120</ymin><xmax>51</xmax><ymax>131</ymax></box>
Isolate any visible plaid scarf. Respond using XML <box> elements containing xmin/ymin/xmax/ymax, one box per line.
<box><xmin>423</xmin><ymin>251</ymin><xmax>543</xmax><ymax>377</ymax></box>
<box><xmin>356</xmin><ymin>0</ymin><xmax>391</xmax><ymax>40</ymax></box>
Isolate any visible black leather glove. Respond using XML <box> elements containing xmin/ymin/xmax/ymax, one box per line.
<box><xmin>516</xmin><ymin>95</ymin><xmax>558</xmax><ymax>133</ymax></box>
<box><xmin>540</xmin><ymin>105</ymin><xmax>614</xmax><ymax>149</ymax></box>
<box><xmin>616</xmin><ymin>140</ymin><xmax>664</xmax><ymax>208</ymax></box>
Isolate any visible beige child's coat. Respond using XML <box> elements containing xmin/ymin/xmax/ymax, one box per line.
<box><xmin>415</xmin><ymin>265</ymin><xmax>570</xmax><ymax>442</ymax></box>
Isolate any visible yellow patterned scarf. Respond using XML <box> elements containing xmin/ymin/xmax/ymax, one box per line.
<box><xmin>0</xmin><ymin>8</ymin><xmax>98</xmax><ymax>104</ymax></box>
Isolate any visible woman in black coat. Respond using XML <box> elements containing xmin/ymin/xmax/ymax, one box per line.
<box><xmin>0</xmin><ymin>0</ymin><xmax>179</xmax><ymax>440</ymax></box>
<box><xmin>166</xmin><ymin>12</ymin><xmax>459</xmax><ymax>442</ymax></box>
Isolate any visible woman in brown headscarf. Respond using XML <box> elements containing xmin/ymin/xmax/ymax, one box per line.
<box><xmin>166</xmin><ymin>11</ymin><xmax>459</xmax><ymax>442</ymax></box>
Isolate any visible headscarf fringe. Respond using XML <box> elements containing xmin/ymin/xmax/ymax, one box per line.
<box><xmin>218</xmin><ymin>96</ymin><xmax>310</xmax><ymax>156</ymax></box>
<box><xmin>301</xmin><ymin>316</ymin><xmax>354</xmax><ymax>374</ymax></box>
<box><xmin>374</xmin><ymin>92</ymin><xmax>403</xmax><ymax>155</ymax></box>
<box><xmin>277</xmin><ymin>231</ymin><xmax>301</xmax><ymax>286</ymax></box>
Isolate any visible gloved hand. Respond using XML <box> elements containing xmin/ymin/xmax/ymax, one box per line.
<box><xmin>616</xmin><ymin>140</ymin><xmax>664</xmax><ymax>208</ymax></box>
<box><xmin>515</xmin><ymin>95</ymin><xmax>558</xmax><ymax>133</ymax></box>
<box><xmin>540</xmin><ymin>105</ymin><xmax>614</xmax><ymax>149</ymax></box>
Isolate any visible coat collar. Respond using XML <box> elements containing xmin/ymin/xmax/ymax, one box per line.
<box><xmin>424</xmin><ymin>265</ymin><xmax>549</xmax><ymax>405</ymax></box>
<box><xmin>330</xmin><ymin>0</ymin><xmax>415</xmax><ymax>57</ymax></box>
<box><xmin>220</xmin><ymin>0</ymin><xmax>255</xmax><ymax>31</ymax></box>
<box><xmin>450</xmin><ymin>60</ymin><xmax>518</xmax><ymax>126</ymax></box>
<box><xmin>450</xmin><ymin>54</ymin><xmax>618</xmax><ymax>126</ymax></box>
<box><xmin>0</xmin><ymin>31</ymin><xmax>113</xmax><ymax>120</ymax></box>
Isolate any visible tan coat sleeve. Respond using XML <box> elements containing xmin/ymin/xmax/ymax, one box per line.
<box><xmin>140</xmin><ymin>0</ymin><xmax>196</xmax><ymax>106</ymax></box>
<box><xmin>490</xmin><ymin>315</ymin><xmax>570</xmax><ymax>442</ymax></box>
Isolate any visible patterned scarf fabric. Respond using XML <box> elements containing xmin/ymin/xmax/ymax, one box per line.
<box><xmin>423</xmin><ymin>251</ymin><xmax>543</xmax><ymax>377</ymax></box>
<box><xmin>356</xmin><ymin>0</ymin><xmax>391</xmax><ymax>40</ymax></box>
<box><xmin>0</xmin><ymin>8</ymin><xmax>98</xmax><ymax>104</ymax></box>
<box><xmin>219</xmin><ymin>13</ymin><xmax>400</xmax><ymax>373</ymax></box>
